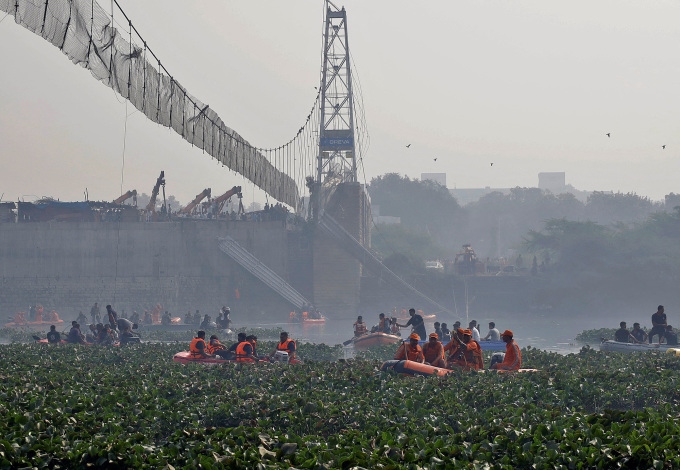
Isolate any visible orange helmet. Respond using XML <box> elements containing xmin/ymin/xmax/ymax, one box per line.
<box><xmin>409</xmin><ymin>333</ymin><xmax>420</xmax><ymax>341</ymax></box>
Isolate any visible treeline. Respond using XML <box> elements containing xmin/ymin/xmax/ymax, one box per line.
<box><xmin>368</xmin><ymin>173</ymin><xmax>680</xmax><ymax>312</ymax></box>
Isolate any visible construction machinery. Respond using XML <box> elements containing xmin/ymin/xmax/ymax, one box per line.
<box><xmin>213</xmin><ymin>186</ymin><xmax>244</xmax><ymax>216</ymax></box>
<box><xmin>179</xmin><ymin>188</ymin><xmax>211</xmax><ymax>216</ymax></box>
<box><xmin>145</xmin><ymin>171</ymin><xmax>166</xmax><ymax>218</ymax></box>
<box><xmin>113</xmin><ymin>190</ymin><xmax>137</xmax><ymax>205</ymax></box>
<box><xmin>454</xmin><ymin>244</ymin><xmax>481</xmax><ymax>275</ymax></box>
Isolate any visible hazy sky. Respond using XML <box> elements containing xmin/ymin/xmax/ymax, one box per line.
<box><xmin>1</xmin><ymin>1</ymin><xmax>679</xmax><ymax>207</ymax></box>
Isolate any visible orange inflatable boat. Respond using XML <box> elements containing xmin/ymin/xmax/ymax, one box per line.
<box><xmin>380</xmin><ymin>359</ymin><xmax>454</xmax><ymax>377</ymax></box>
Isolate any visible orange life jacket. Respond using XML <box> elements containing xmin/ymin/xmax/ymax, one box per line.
<box><xmin>206</xmin><ymin>340</ymin><xmax>225</xmax><ymax>354</ymax></box>
<box><xmin>235</xmin><ymin>341</ymin><xmax>255</xmax><ymax>362</ymax></box>
<box><xmin>394</xmin><ymin>343</ymin><xmax>424</xmax><ymax>362</ymax></box>
<box><xmin>422</xmin><ymin>341</ymin><xmax>445</xmax><ymax>364</ymax></box>
<box><xmin>277</xmin><ymin>339</ymin><xmax>296</xmax><ymax>358</ymax></box>
<box><xmin>189</xmin><ymin>337</ymin><xmax>206</xmax><ymax>357</ymax></box>
<box><xmin>451</xmin><ymin>340</ymin><xmax>482</xmax><ymax>370</ymax></box>
<box><xmin>354</xmin><ymin>321</ymin><xmax>367</xmax><ymax>336</ymax></box>
<box><xmin>498</xmin><ymin>340</ymin><xmax>522</xmax><ymax>370</ymax></box>
<box><xmin>469</xmin><ymin>340</ymin><xmax>485</xmax><ymax>370</ymax></box>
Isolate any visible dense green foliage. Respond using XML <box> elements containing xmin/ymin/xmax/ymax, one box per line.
<box><xmin>524</xmin><ymin>210</ymin><xmax>680</xmax><ymax>311</ymax></box>
<box><xmin>367</xmin><ymin>173</ymin><xmax>663</xmax><ymax>260</ymax></box>
<box><xmin>2</xmin><ymin>343</ymin><xmax>680</xmax><ymax>468</ymax></box>
<box><xmin>368</xmin><ymin>173</ymin><xmax>680</xmax><ymax>314</ymax></box>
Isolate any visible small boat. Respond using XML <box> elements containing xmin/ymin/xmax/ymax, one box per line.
<box><xmin>34</xmin><ymin>338</ymin><xmax>125</xmax><ymax>346</ymax></box>
<box><xmin>475</xmin><ymin>340</ymin><xmax>507</xmax><ymax>352</ymax></box>
<box><xmin>173</xmin><ymin>351</ymin><xmax>235</xmax><ymax>364</ymax></box>
<box><xmin>353</xmin><ymin>332</ymin><xmax>402</xmax><ymax>350</ymax></box>
<box><xmin>35</xmin><ymin>338</ymin><xmax>68</xmax><ymax>344</ymax></box>
<box><xmin>381</xmin><ymin>359</ymin><xmax>454</xmax><ymax>377</ymax></box>
<box><xmin>600</xmin><ymin>340</ymin><xmax>675</xmax><ymax>353</ymax></box>
<box><xmin>5</xmin><ymin>319</ymin><xmax>64</xmax><ymax>329</ymax></box>
<box><xmin>301</xmin><ymin>316</ymin><xmax>326</xmax><ymax>325</ymax></box>
<box><xmin>173</xmin><ymin>351</ymin><xmax>302</xmax><ymax>364</ymax></box>
<box><xmin>412</xmin><ymin>339</ymin><xmax>506</xmax><ymax>352</ymax></box>
<box><xmin>381</xmin><ymin>359</ymin><xmax>538</xmax><ymax>377</ymax></box>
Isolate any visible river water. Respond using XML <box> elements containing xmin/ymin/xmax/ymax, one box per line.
<box><xmin>246</xmin><ymin>309</ymin><xmax>612</xmax><ymax>355</ymax></box>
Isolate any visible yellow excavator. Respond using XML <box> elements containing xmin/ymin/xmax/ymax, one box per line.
<box><xmin>113</xmin><ymin>190</ymin><xmax>137</xmax><ymax>205</ymax></box>
<box><xmin>178</xmin><ymin>188</ymin><xmax>211</xmax><ymax>216</ymax></box>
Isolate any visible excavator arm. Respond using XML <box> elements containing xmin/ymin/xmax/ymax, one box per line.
<box><xmin>179</xmin><ymin>188</ymin><xmax>211</xmax><ymax>215</ymax></box>
<box><xmin>113</xmin><ymin>190</ymin><xmax>137</xmax><ymax>205</ymax></box>
<box><xmin>145</xmin><ymin>171</ymin><xmax>165</xmax><ymax>213</ymax></box>
<box><xmin>213</xmin><ymin>186</ymin><xmax>243</xmax><ymax>214</ymax></box>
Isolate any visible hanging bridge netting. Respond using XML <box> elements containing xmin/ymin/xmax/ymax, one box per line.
<box><xmin>1</xmin><ymin>0</ymin><xmax>309</xmax><ymax>208</ymax></box>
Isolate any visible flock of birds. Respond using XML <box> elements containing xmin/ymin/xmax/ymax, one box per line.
<box><xmin>406</xmin><ymin>134</ymin><xmax>667</xmax><ymax>168</ymax></box>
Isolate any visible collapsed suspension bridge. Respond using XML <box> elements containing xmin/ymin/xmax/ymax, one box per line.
<box><xmin>1</xmin><ymin>0</ymin><xmax>453</xmax><ymax>317</ymax></box>
<box><xmin>0</xmin><ymin>0</ymin><xmax>370</xmax><ymax>215</ymax></box>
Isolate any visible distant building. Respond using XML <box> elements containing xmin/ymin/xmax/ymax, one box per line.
<box><xmin>665</xmin><ymin>193</ymin><xmax>680</xmax><ymax>211</ymax></box>
<box><xmin>371</xmin><ymin>204</ymin><xmax>401</xmax><ymax>225</ymax></box>
<box><xmin>538</xmin><ymin>172</ymin><xmax>566</xmax><ymax>193</ymax></box>
<box><xmin>421</xmin><ymin>173</ymin><xmax>446</xmax><ymax>187</ymax></box>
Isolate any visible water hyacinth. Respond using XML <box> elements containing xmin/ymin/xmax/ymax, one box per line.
<box><xmin>0</xmin><ymin>342</ymin><xmax>679</xmax><ymax>468</ymax></box>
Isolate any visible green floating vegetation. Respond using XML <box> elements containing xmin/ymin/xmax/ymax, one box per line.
<box><xmin>1</xmin><ymin>343</ymin><xmax>679</xmax><ymax>468</ymax></box>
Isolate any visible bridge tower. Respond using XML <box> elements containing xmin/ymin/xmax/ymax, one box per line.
<box><xmin>313</xmin><ymin>1</ymin><xmax>357</xmax><ymax>221</ymax></box>
<box><xmin>310</xmin><ymin>2</ymin><xmax>372</xmax><ymax>318</ymax></box>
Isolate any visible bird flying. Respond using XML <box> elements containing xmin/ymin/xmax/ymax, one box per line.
<box><xmin>490</xmin><ymin>163</ymin><xmax>494</xmax><ymax>166</ymax></box>
<box><xmin>606</xmin><ymin>133</ymin><xmax>611</xmax><ymax>138</ymax></box>
<box><xmin>406</xmin><ymin>144</ymin><xmax>411</xmax><ymax>148</ymax></box>
<box><xmin>662</xmin><ymin>145</ymin><xmax>666</xmax><ymax>149</ymax></box>
<box><xmin>433</xmin><ymin>158</ymin><xmax>437</xmax><ymax>161</ymax></box>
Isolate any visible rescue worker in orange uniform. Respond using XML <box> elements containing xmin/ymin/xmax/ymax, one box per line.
<box><xmin>446</xmin><ymin>329</ymin><xmax>483</xmax><ymax>371</ymax></box>
<box><xmin>372</xmin><ymin>312</ymin><xmax>391</xmax><ymax>334</ymax></box>
<box><xmin>353</xmin><ymin>315</ymin><xmax>368</xmax><ymax>337</ymax></box>
<box><xmin>393</xmin><ymin>333</ymin><xmax>425</xmax><ymax>363</ymax></box>
<box><xmin>491</xmin><ymin>330</ymin><xmax>522</xmax><ymax>371</ymax></box>
<box><xmin>246</xmin><ymin>335</ymin><xmax>262</xmax><ymax>359</ymax></box>
<box><xmin>206</xmin><ymin>334</ymin><xmax>230</xmax><ymax>359</ymax></box>
<box><xmin>270</xmin><ymin>331</ymin><xmax>297</xmax><ymax>362</ymax></box>
<box><xmin>443</xmin><ymin>328</ymin><xmax>465</xmax><ymax>365</ymax></box>
<box><xmin>189</xmin><ymin>330</ymin><xmax>213</xmax><ymax>359</ymax></box>
<box><xmin>422</xmin><ymin>332</ymin><xmax>446</xmax><ymax>368</ymax></box>
<box><xmin>235</xmin><ymin>336</ymin><xmax>259</xmax><ymax>363</ymax></box>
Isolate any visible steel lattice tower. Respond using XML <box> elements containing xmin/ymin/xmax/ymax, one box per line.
<box><xmin>313</xmin><ymin>1</ymin><xmax>356</xmax><ymax>220</ymax></box>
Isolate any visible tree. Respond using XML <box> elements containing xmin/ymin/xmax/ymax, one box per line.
<box><xmin>368</xmin><ymin>173</ymin><xmax>463</xmax><ymax>251</ymax></box>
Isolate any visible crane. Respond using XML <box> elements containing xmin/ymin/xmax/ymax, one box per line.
<box><xmin>179</xmin><ymin>188</ymin><xmax>211</xmax><ymax>216</ymax></box>
<box><xmin>113</xmin><ymin>190</ymin><xmax>137</xmax><ymax>205</ymax></box>
<box><xmin>145</xmin><ymin>171</ymin><xmax>165</xmax><ymax>215</ymax></box>
<box><xmin>213</xmin><ymin>186</ymin><xmax>244</xmax><ymax>216</ymax></box>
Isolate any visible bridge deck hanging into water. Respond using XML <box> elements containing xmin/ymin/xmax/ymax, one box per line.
<box><xmin>0</xmin><ymin>0</ymin><xmax>452</xmax><ymax>317</ymax></box>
